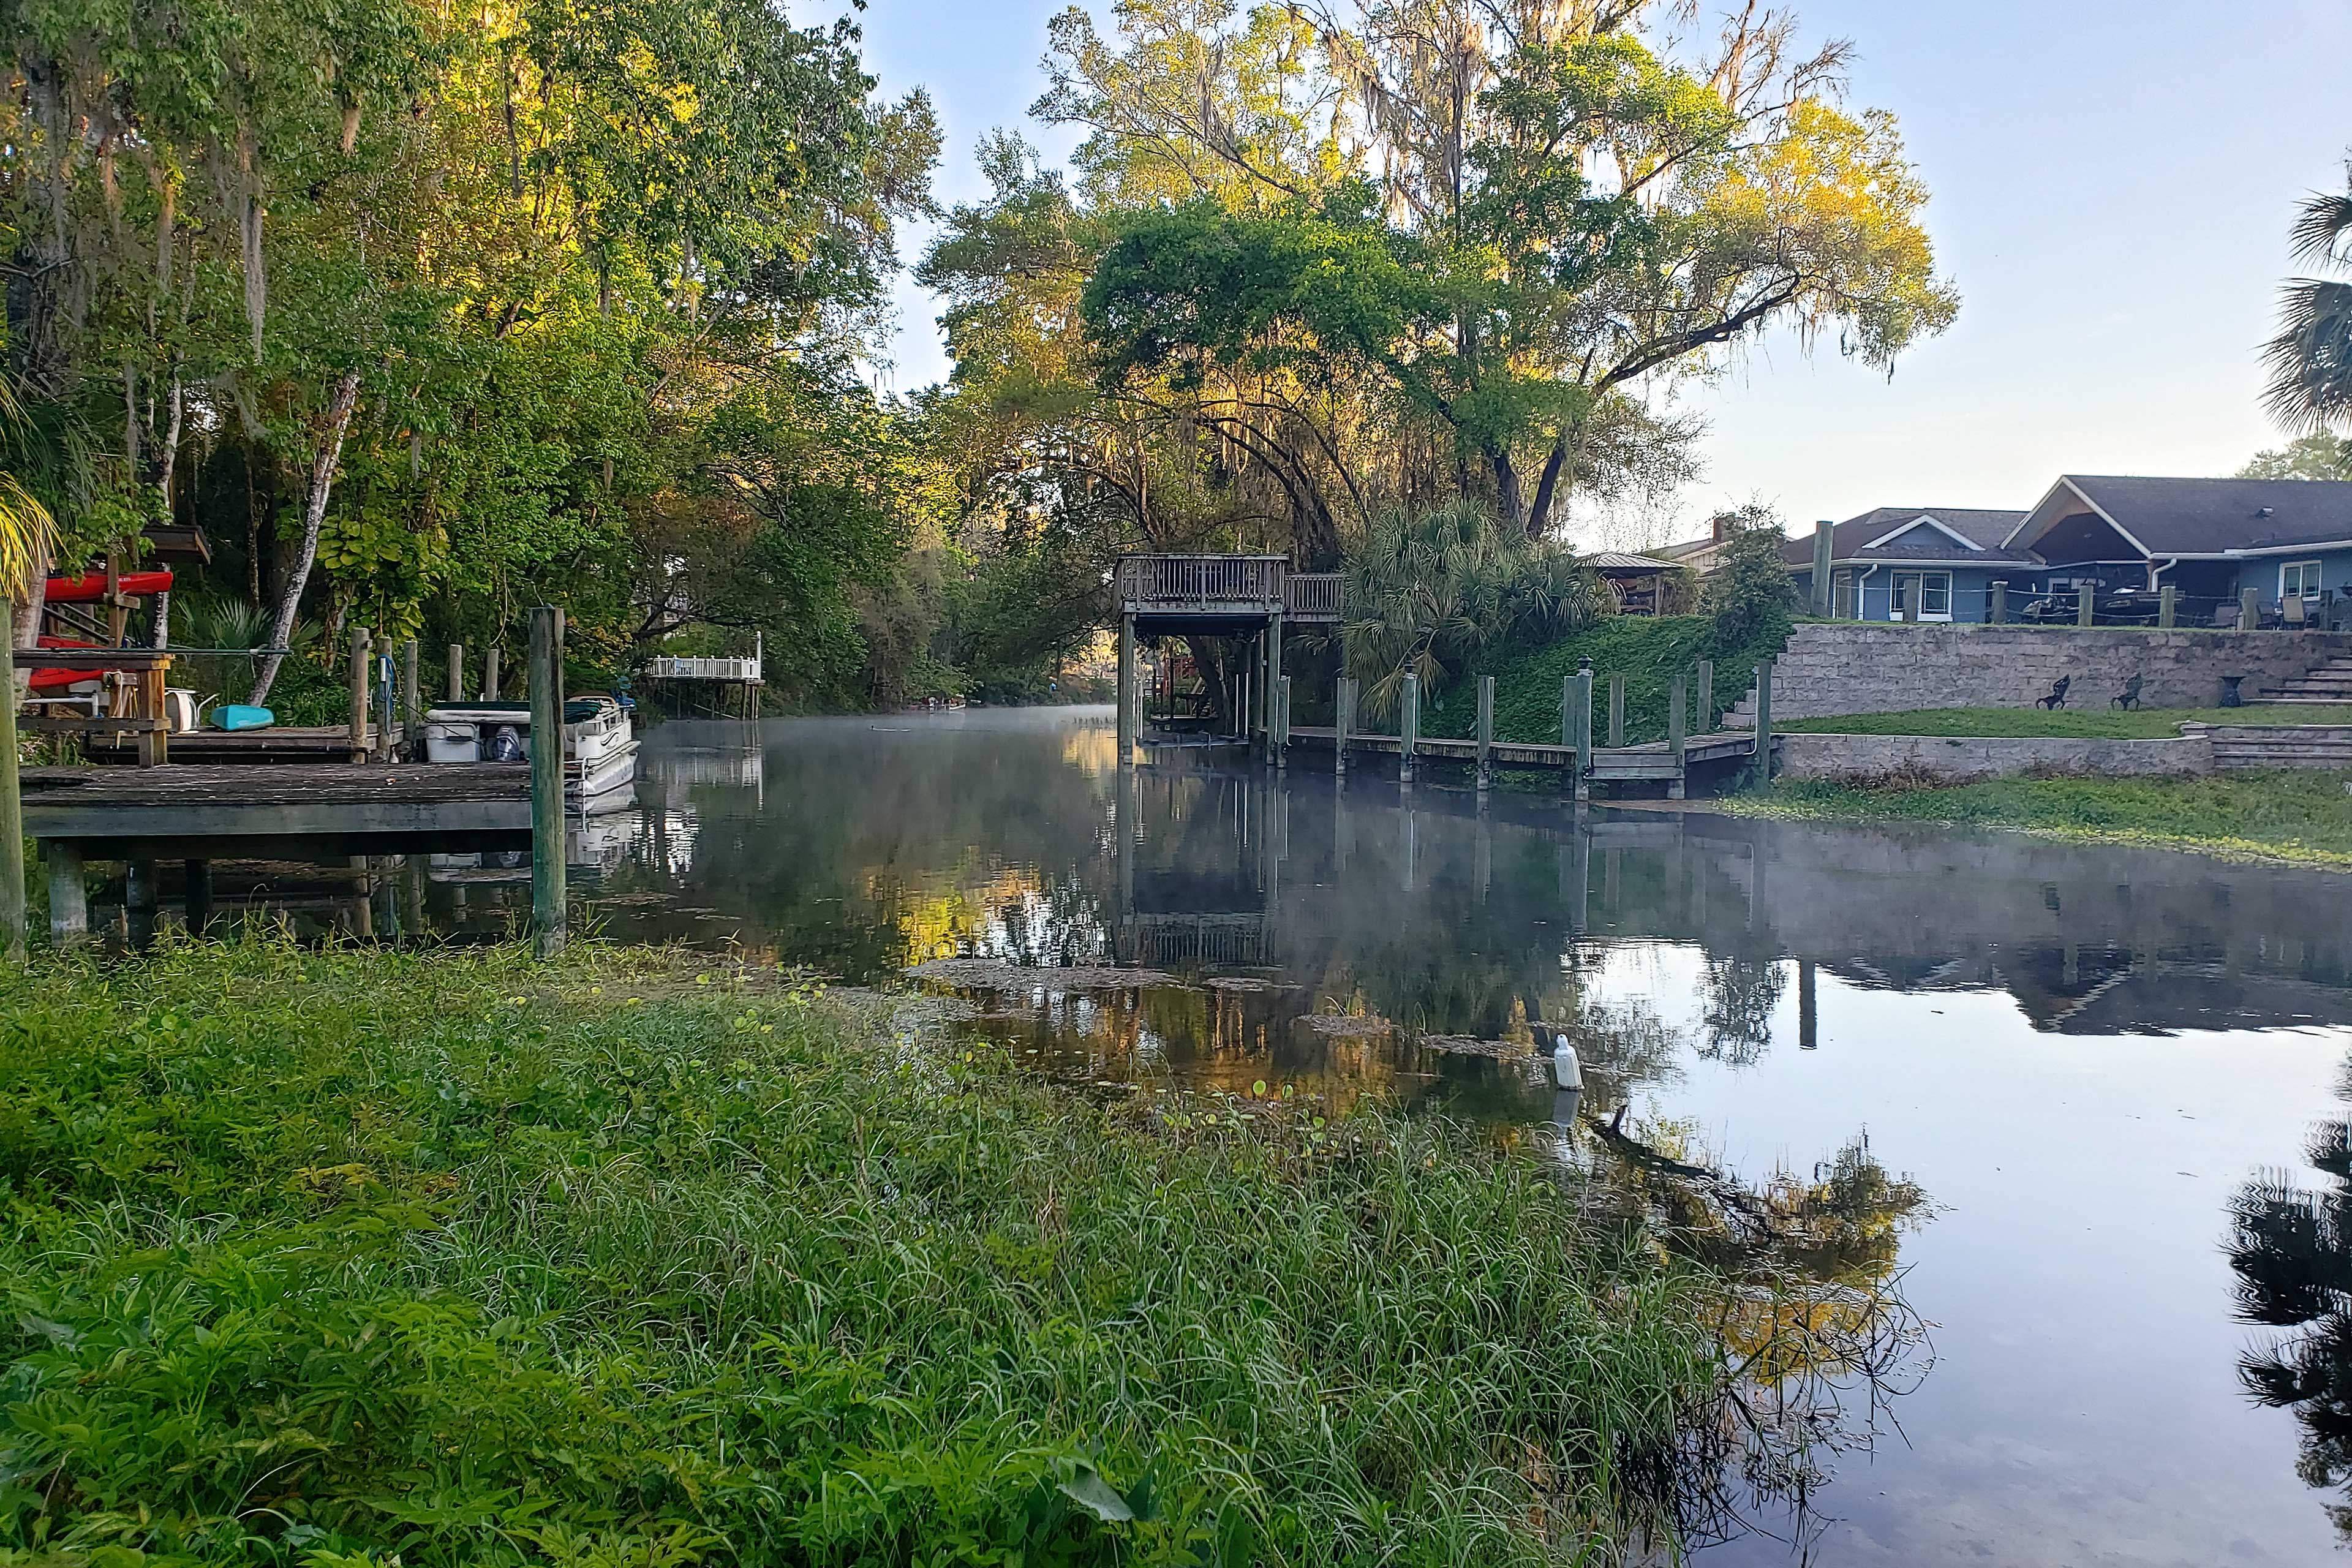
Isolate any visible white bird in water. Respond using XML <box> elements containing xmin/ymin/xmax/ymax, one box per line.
<box><xmin>1550</xmin><ymin>1033</ymin><xmax>1583</xmax><ymax>1091</ymax></box>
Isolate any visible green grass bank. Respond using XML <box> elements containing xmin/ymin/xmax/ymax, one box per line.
<box><xmin>1774</xmin><ymin>704</ymin><xmax>2352</xmax><ymax>739</ymax></box>
<box><xmin>0</xmin><ymin>940</ymin><xmax>1734</xmax><ymax>1568</ymax></box>
<box><xmin>1733</xmin><ymin>769</ymin><xmax>2352</xmax><ymax>867</ymax></box>
<box><xmin>1423</xmin><ymin>616</ymin><xmax>1787</xmax><ymax>746</ymax></box>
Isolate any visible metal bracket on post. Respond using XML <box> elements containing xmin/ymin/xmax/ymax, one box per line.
<box><xmin>529</xmin><ymin>606</ymin><xmax>568</xmax><ymax>959</ymax></box>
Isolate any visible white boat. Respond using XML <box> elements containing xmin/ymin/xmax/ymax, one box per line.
<box><xmin>421</xmin><ymin>696</ymin><xmax>639</xmax><ymax>808</ymax></box>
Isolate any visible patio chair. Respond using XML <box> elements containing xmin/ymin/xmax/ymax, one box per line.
<box><xmin>2035</xmin><ymin>675</ymin><xmax>2071</xmax><ymax>710</ymax></box>
<box><xmin>2110</xmin><ymin>674</ymin><xmax>2143</xmax><ymax>710</ymax></box>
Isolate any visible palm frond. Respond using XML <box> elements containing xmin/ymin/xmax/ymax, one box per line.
<box><xmin>2262</xmin><ymin>277</ymin><xmax>2352</xmax><ymax>435</ymax></box>
<box><xmin>2290</xmin><ymin>190</ymin><xmax>2352</xmax><ymax>268</ymax></box>
<box><xmin>0</xmin><ymin>473</ymin><xmax>56</xmax><ymax>597</ymax></box>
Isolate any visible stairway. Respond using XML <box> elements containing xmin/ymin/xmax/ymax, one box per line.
<box><xmin>2252</xmin><ymin>654</ymin><xmax>2352</xmax><ymax>704</ymax></box>
<box><xmin>2198</xmin><ymin>723</ymin><xmax>2352</xmax><ymax>770</ymax></box>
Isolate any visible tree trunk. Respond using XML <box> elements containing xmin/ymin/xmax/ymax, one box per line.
<box><xmin>250</xmin><ymin>369</ymin><xmax>360</xmax><ymax>703</ymax></box>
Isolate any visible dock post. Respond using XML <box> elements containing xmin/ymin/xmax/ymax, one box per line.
<box><xmin>2158</xmin><ymin>584</ymin><xmax>2177</xmax><ymax>628</ymax></box>
<box><xmin>1275</xmin><ymin>674</ymin><xmax>1291</xmax><ymax>770</ymax></box>
<box><xmin>401</xmin><ymin>639</ymin><xmax>421</xmax><ymax>758</ymax></box>
<box><xmin>185</xmin><ymin>859</ymin><xmax>214</xmax><ymax>935</ymax></box>
<box><xmin>2241</xmin><ymin>587</ymin><xmax>2261</xmax><ymax>631</ymax></box>
<box><xmin>1607</xmin><ymin>673</ymin><xmax>1624</xmax><ymax>749</ymax></box>
<box><xmin>1116</xmin><ymin>614</ymin><xmax>1136</xmax><ymax>760</ymax></box>
<box><xmin>1334</xmin><ymin>675</ymin><xmax>1354</xmax><ymax>778</ymax></box>
<box><xmin>2076</xmin><ymin>586</ymin><xmax>2094</xmax><ymax>627</ymax></box>
<box><xmin>0</xmin><ymin>633</ymin><xmax>20</xmax><ymax>962</ymax></box>
<box><xmin>1572</xmin><ymin>660</ymin><xmax>1594</xmax><ymax>802</ymax></box>
<box><xmin>1475</xmin><ymin>674</ymin><xmax>1494</xmax><ymax>795</ymax></box>
<box><xmin>1696</xmin><ymin>658</ymin><xmax>1714</xmax><ymax>734</ymax></box>
<box><xmin>448</xmin><ymin>643</ymin><xmax>464</xmax><ymax>701</ymax></box>
<box><xmin>484</xmin><ymin>645</ymin><xmax>502</xmax><ymax>700</ymax></box>
<box><xmin>46</xmin><ymin>843</ymin><xmax>85</xmax><ymax>946</ymax></box>
<box><xmin>1668</xmin><ymin>673</ymin><xmax>1687</xmax><ymax>800</ymax></box>
<box><xmin>1751</xmin><ymin>658</ymin><xmax>1774</xmax><ymax>791</ymax></box>
<box><xmin>529</xmin><ymin>606</ymin><xmax>567</xmax><ymax>959</ymax></box>
<box><xmin>1810</xmin><ymin>520</ymin><xmax>1833</xmax><ymax>616</ymax></box>
<box><xmin>1399</xmin><ymin>671</ymin><xmax>1419</xmax><ymax>789</ymax></box>
<box><xmin>348</xmin><ymin>627</ymin><xmax>371</xmax><ymax>759</ymax></box>
<box><xmin>1267</xmin><ymin>612</ymin><xmax>1284</xmax><ymax>758</ymax></box>
<box><xmin>1988</xmin><ymin>581</ymin><xmax>2007</xmax><ymax>624</ymax></box>
<box><xmin>1799</xmin><ymin>959</ymin><xmax>1818</xmax><ymax>1050</ymax></box>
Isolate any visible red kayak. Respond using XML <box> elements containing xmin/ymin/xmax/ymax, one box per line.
<box><xmin>44</xmin><ymin>570</ymin><xmax>172</xmax><ymax>604</ymax></box>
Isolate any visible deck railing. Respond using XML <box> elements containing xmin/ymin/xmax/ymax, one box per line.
<box><xmin>645</xmin><ymin>655</ymin><xmax>763</xmax><ymax>682</ymax></box>
<box><xmin>1284</xmin><ymin>573</ymin><xmax>1342</xmax><ymax>619</ymax></box>
<box><xmin>1117</xmin><ymin>554</ymin><xmax>1288</xmax><ymax>607</ymax></box>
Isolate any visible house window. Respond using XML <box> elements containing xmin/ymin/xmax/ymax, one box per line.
<box><xmin>1833</xmin><ymin>571</ymin><xmax>1855</xmax><ymax>619</ymax></box>
<box><xmin>1892</xmin><ymin>571</ymin><xmax>1953</xmax><ymax>621</ymax></box>
<box><xmin>2282</xmin><ymin>560</ymin><xmax>2323</xmax><ymax>601</ymax></box>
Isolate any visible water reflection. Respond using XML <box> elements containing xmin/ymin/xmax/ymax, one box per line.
<box><xmin>2231</xmin><ymin>1074</ymin><xmax>2352</xmax><ymax>1540</ymax></box>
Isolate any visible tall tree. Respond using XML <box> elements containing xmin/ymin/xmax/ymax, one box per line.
<box><xmin>2263</xmin><ymin>172</ymin><xmax>2352</xmax><ymax>435</ymax></box>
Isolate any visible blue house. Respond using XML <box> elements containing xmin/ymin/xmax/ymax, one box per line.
<box><xmin>2003</xmin><ymin>476</ymin><xmax>2352</xmax><ymax>625</ymax></box>
<box><xmin>1784</xmin><ymin>507</ymin><xmax>2035</xmax><ymax>623</ymax></box>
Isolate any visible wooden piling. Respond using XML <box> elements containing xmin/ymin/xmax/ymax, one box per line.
<box><xmin>47</xmin><ymin>842</ymin><xmax>85</xmax><ymax>946</ymax></box>
<box><xmin>1809</xmin><ymin>520</ymin><xmax>1834</xmax><ymax>616</ymax></box>
<box><xmin>1751</xmin><ymin>658</ymin><xmax>1774</xmax><ymax>790</ymax></box>
<box><xmin>1475</xmin><ymin>674</ymin><xmax>1494</xmax><ymax>794</ymax></box>
<box><xmin>1275</xmin><ymin>674</ymin><xmax>1291</xmax><ymax>769</ymax></box>
<box><xmin>349</xmin><ymin>627</ymin><xmax>371</xmax><ymax>757</ymax></box>
<box><xmin>2076</xmin><ymin>587</ymin><xmax>2095</xmax><ymax>627</ymax></box>
<box><xmin>484</xmin><ymin>645</ymin><xmax>502</xmax><ymax>700</ymax></box>
<box><xmin>0</xmin><ymin>633</ymin><xmax>21</xmax><ymax>963</ymax></box>
<box><xmin>529</xmin><ymin>606</ymin><xmax>567</xmax><ymax>959</ymax></box>
<box><xmin>1572</xmin><ymin>661</ymin><xmax>1593</xmax><ymax>802</ymax></box>
<box><xmin>1607</xmin><ymin>673</ymin><xmax>1624</xmax><ymax>749</ymax></box>
<box><xmin>1399</xmin><ymin>672</ymin><xmax>1419</xmax><ymax>788</ymax></box>
<box><xmin>2158</xmin><ymin>584</ymin><xmax>2177</xmax><ymax>628</ymax></box>
<box><xmin>448</xmin><ymin>643</ymin><xmax>465</xmax><ymax>701</ymax></box>
<box><xmin>1988</xmin><ymin>580</ymin><xmax>2007</xmax><ymax>624</ymax></box>
<box><xmin>401</xmin><ymin>639</ymin><xmax>421</xmax><ymax>757</ymax></box>
<box><xmin>1334</xmin><ymin>676</ymin><xmax>1354</xmax><ymax>777</ymax></box>
<box><xmin>1667</xmin><ymin>673</ymin><xmax>1687</xmax><ymax>801</ymax></box>
<box><xmin>1267</xmin><ymin>613</ymin><xmax>1284</xmax><ymax>755</ymax></box>
<box><xmin>1115</xmin><ymin>614</ymin><xmax>1136</xmax><ymax>759</ymax></box>
<box><xmin>1696</xmin><ymin>659</ymin><xmax>1714</xmax><ymax>734</ymax></box>
<box><xmin>2242</xmin><ymin>587</ymin><xmax>2261</xmax><ymax>631</ymax></box>
<box><xmin>186</xmin><ymin>859</ymin><xmax>214</xmax><ymax>934</ymax></box>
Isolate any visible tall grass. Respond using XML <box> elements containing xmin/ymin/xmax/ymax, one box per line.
<box><xmin>0</xmin><ymin>940</ymin><xmax>1738</xmax><ymax>1567</ymax></box>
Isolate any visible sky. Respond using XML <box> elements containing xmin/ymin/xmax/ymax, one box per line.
<box><xmin>848</xmin><ymin>0</ymin><xmax>2352</xmax><ymax>543</ymax></box>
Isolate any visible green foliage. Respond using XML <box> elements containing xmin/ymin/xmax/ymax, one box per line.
<box><xmin>1339</xmin><ymin>498</ymin><xmax>1606</xmax><ymax>720</ymax></box>
<box><xmin>1697</xmin><ymin>509</ymin><xmax>1795</xmax><ymax>657</ymax></box>
<box><xmin>2262</xmin><ymin>180</ymin><xmax>2352</xmax><ymax>434</ymax></box>
<box><xmin>2239</xmin><ymin>434</ymin><xmax>2352</xmax><ymax>480</ymax></box>
<box><xmin>1742</xmin><ymin>771</ymin><xmax>2352</xmax><ymax>868</ymax></box>
<box><xmin>0</xmin><ymin>940</ymin><xmax>1732</xmax><ymax>1566</ymax></box>
<box><xmin>1422</xmin><ymin>614</ymin><xmax>1789</xmax><ymax>745</ymax></box>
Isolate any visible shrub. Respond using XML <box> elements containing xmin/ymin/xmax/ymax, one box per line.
<box><xmin>1697</xmin><ymin>507</ymin><xmax>1793</xmax><ymax>657</ymax></box>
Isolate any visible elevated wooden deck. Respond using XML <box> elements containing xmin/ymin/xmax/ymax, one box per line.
<box><xmin>1115</xmin><ymin>554</ymin><xmax>1341</xmax><ymax>630</ymax></box>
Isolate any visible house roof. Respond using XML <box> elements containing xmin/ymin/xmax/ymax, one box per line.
<box><xmin>2007</xmin><ymin>477</ymin><xmax>2352</xmax><ymax>558</ymax></box>
<box><xmin>1782</xmin><ymin>507</ymin><xmax>2035</xmax><ymax>572</ymax></box>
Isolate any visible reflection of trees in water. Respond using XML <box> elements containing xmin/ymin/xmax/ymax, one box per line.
<box><xmin>2230</xmin><ymin>1112</ymin><xmax>2352</xmax><ymax>1539</ymax></box>
<box><xmin>1699</xmin><ymin>954</ymin><xmax>1785</xmax><ymax>1066</ymax></box>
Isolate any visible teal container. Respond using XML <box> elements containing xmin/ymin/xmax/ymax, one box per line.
<box><xmin>209</xmin><ymin>704</ymin><xmax>275</xmax><ymax>731</ymax></box>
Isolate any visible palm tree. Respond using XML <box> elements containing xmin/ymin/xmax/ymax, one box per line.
<box><xmin>2263</xmin><ymin>181</ymin><xmax>2352</xmax><ymax>433</ymax></box>
<box><xmin>0</xmin><ymin>375</ymin><xmax>56</xmax><ymax>647</ymax></box>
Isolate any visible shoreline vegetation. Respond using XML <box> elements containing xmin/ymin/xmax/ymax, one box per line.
<box><xmin>0</xmin><ymin>938</ymin><xmax>1830</xmax><ymax>1567</ymax></box>
<box><xmin>1727</xmin><ymin>771</ymin><xmax>2352</xmax><ymax>869</ymax></box>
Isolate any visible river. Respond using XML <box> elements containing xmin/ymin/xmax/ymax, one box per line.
<box><xmin>401</xmin><ymin>707</ymin><xmax>2352</xmax><ymax>1562</ymax></box>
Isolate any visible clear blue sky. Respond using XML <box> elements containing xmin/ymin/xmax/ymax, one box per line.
<box><xmin>850</xmin><ymin>0</ymin><xmax>2352</xmax><ymax>536</ymax></box>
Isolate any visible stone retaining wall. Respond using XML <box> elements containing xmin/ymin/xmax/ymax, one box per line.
<box><xmin>1774</xmin><ymin>731</ymin><xmax>2214</xmax><ymax>785</ymax></box>
<box><xmin>1725</xmin><ymin>623</ymin><xmax>2352</xmax><ymax>722</ymax></box>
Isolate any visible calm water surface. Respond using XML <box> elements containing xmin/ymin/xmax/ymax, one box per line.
<box><xmin>412</xmin><ymin>707</ymin><xmax>2352</xmax><ymax>1562</ymax></box>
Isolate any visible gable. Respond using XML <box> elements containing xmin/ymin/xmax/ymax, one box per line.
<box><xmin>2032</xmin><ymin>509</ymin><xmax>2145</xmax><ymax>566</ymax></box>
<box><xmin>1866</xmin><ymin>515</ymin><xmax>1985</xmax><ymax>554</ymax></box>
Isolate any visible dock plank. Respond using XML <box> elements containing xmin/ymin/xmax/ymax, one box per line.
<box><xmin>23</xmin><ymin>763</ymin><xmax>532</xmax><ymax>853</ymax></box>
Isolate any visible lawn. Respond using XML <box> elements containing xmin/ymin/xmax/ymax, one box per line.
<box><xmin>1422</xmin><ymin>615</ymin><xmax>1787</xmax><ymax>745</ymax></box>
<box><xmin>0</xmin><ymin>938</ymin><xmax>1737</xmax><ymax>1567</ymax></box>
<box><xmin>1739</xmin><ymin>769</ymin><xmax>2352</xmax><ymax>866</ymax></box>
<box><xmin>1774</xmin><ymin>704</ymin><xmax>2352</xmax><ymax>739</ymax></box>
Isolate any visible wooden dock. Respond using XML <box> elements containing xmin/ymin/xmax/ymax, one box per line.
<box><xmin>23</xmin><ymin>763</ymin><xmax>532</xmax><ymax>856</ymax></box>
<box><xmin>81</xmin><ymin>726</ymin><xmax>369</xmax><ymax>765</ymax></box>
<box><xmin>1284</xmin><ymin>726</ymin><xmax>1762</xmax><ymax>783</ymax></box>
